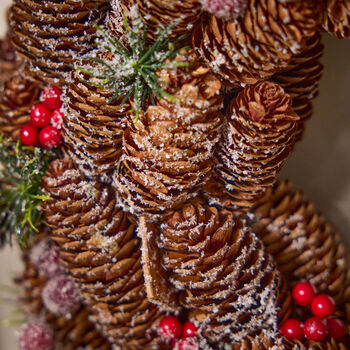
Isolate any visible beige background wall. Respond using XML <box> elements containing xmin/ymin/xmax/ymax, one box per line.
<box><xmin>0</xmin><ymin>0</ymin><xmax>349</xmax><ymax>348</ymax></box>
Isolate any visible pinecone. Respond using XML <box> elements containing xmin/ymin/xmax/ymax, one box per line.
<box><xmin>205</xmin><ymin>81</ymin><xmax>299</xmax><ymax>214</ymax></box>
<box><xmin>113</xmin><ymin>0</ymin><xmax>202</xmax><ymax>44</ymax></box>
<box><xmin>14</xmin><ymin>251</ymin><xmax>112</xmax><ymax>350</ymax></box>
<box><xmin>9</xmin><ymin>0</ymin><xmax>110</xmax><ymax>85</ymax></box>
<box><xmin>0</xmin><ymin>34</ymin><xmax>21</xmax><ymax>85</ymax></box>
<box><xmin>63</xmin><ymin>52</ymin><xmax>129</xmax><ymax>181</ymax></box>
<box><xmin>323</xmin><ymin>0</ymin><xmax>350</xmax><ymax>39</ymax></box>
<box><xmin>272</xmin><ymin>33</ymin><xmax>324</xmax><ymax>140</ymax></box>
<box><xmin>144</xmin><ymin>198</ymin><xmax>291</xmax><ymax>345</ymax></box>
<box><xmin>193</xmin><ymin>0</ymin><xmax>321</xmax><ymax>88</ymax></box>
<box><xmin>250</xmin><ymin>180</ymin><xmax>350</xmax><ymax>316</ymax></box>
<box><xmin>0</xmin><ymin>69</ymin><xmax>42</xmax><ymax>140</ymax></box>
<box><xmin>113</xmin><ymin>55</ymin><xmax>223</xmax><ymax>219</ymax></box>
<box><xmin>41</xmin><ymin>158</ymin><xmax>165</xmax><ymax>349</ymax></box>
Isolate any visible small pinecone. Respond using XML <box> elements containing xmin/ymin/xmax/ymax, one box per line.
<box><xmin>151</xmin><ymin>199</ymin><xmax>291</xmax><ymax>345</ymax></box>
<box><xmin>9</xmin><ymin>0</ymin><xmax>110</xmax><ymax>85</ymax></box>
<box><xmin>250</xmin><ymin>180</ymin><xmax>350</xmax><ymax>317</ymax></box>
<box><xmin>323</xmin><ymin>0</ymin><xmax>350</xmax><ymax>39</ymax></box>
<box><xmin>0</xmin><ymin>69</ymin><xmax>42</xmax><ymax>140</ymax></box>
<box><xmin>205</xmin><ymin>81</ymin><xmax>299</xmax><ymax>214</ymax></box>
<box><xmin>113</xmin><ymin>56</ymin><xmax>223</xmax><ymax>219</ymax></box>
<box><xmin>63</xmin><ymin>52</ymin><xmax>129</xmax><ymax>181</ymax></box>
<box><xmin>272</xmin><ymin>33</ymin><xmax>324</xmax><ymax>140</ymax></box>
<box><xmin>113</xmin><ymin>0</ymin><xmax>202</xmax><ymax>44</ymax></box>
<box><xmin>193</xmin><ymin>0</ymin><xmax>321</xmax><ymax>88</ymax></box>
<box><xmin>41</xmin><ymin>159</ymin><xmax>165</xmax><ymax>349</ymax></box>
<box><xmin>14</xmin><ymin>252</ymin><xmax>111</xmax><ymax>350</ymax></box>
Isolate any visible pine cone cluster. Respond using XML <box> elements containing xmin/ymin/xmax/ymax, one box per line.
<box><xmin>322</xmin><ymin>0</ymin><xmax>350</xmax><ymax>39</ymax></box>
<box><xmin>144</xmin><ymin>198</ymin><xmax>291</xmax><ymax>345</ymax></box>
<box><xmin>0</xmin><ymin>69</ymin><xmax>42</xmax><ymax>140</ymax></box>
<box><xmin>205</xmin><ymin>81</ymin><xmax>299</xmax><ymax>213</ymax></box>
<box><xmin>113</xmin><ymin>55</ymin><xmax>223</xmax><ymax>219</ymax></box>
<box><xmin>64</xmin><ymin>53</ymin><xmax>129</xmax><ymax>181</ymax></box>
<box><xmin>193</xmin><ymin>0</ymin><xmax>321</xmax><ymax>88</ymax></box>
<box><xmin>9</xmin><ymin>0</ymin><xmax>110</xmax><ymax>84</ymax></box>
<box><xmin>41</xmin><ymin>159</ymin><xmax>164</xmax><ymax>349</ymax></box>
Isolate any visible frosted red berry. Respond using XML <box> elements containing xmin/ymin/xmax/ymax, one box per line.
<box><xmin>182</xmin><ymin>321</ymin><xmax>198</xmax><ymax>338</ymax></box>
<box><xmin>30</xmin><ymin>238</ymin><xmax>65</xmax><ymax>278</ymax></box>
<box><xmin>327</xmin><ymin>318</ymin><xmax>346</xmax><ymax>341</ymax></box>
<box><xmin>159</xmin><ymin>316</ymin><xmax>183</xmax><ymax>341</ymax></box>
<box><xmin>174</xmin><ymin>336</ymin><xmax>199</xmax><ymax>350</ymax></box>
<box><xmin>20</xmin><ymin>124</ymin><xmax>39</xmax><ymax>146</ymax></box>
<box><xmin>304</xmin><ymin>317</ymin><xmax>328</xmax><ymax>342</ymax></box>
<box><xmin>279</xmin><ymin>319</ymin><xmax>303</xmax><ymax>340</ymax></box>
<box><xmin>39</xmin><ymin>125</ymin><xmax>62</xmax><ymax>149</ymax></box>
<box><xmin>41</xmin><ymin>86</ymin><xmax>62</xmax><ymax>110</ymax></box>
<box><xmin>42</xmin><ymin>275</ymin><xmax>81</xmax><ymax>316</ymax></box>
<box><xmin>30</xmin><ymin>104</ymin><xmax>51</xmax><ymax>128</ymax></box>
<box><xmin>292</xmin><ymin>281</ymin><xmax>316</xmax><ymax>306</ymax></box>
<box><xmin>18</xmin><ymin>320</ymin><xmax>55</xmax><ymax>350</ymax></box>
<box><xmin>200</xmin><ymin>0</ymin><xmax>248</xmax><ymax>19</ymax></box>
<box><xmin>311</xmin><ymin>294</ymin><xmax>336</xmax><ymax>318</ymax></box>
<box><xmin>50</xmin><ymin>109</ymin><xmax>64</xmax><ymax>130</ymax></box>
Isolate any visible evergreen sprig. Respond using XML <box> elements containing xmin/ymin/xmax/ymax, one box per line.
<box><xmin>0</xmin><ymin>136</ymin><xmax>58</xmax><ymax>248</ymax></box>
<box><xmin>75</xmin><ymin>7</ymin><xmax>188</xmax><ymax>121</ymax></box>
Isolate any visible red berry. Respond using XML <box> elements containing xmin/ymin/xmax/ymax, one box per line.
<box><xmin>18</xmin><ymin>320</ymin><xmax>55</xmax><ymax>350</ymax></box>
<box><xmin>304</xmin><ymin>317</ymin><xmax>328</xmax><ymax>342</ymax></box>
<box><xmin>279</xmin><ymin>319</ymin><xmax>303</xmax><ymax>341</ymax></box>
<box><xmin>183</xmin><ymin>321</ymin><xmax>198</xmax><ymax>338</ymax></box>
<box><xmin>50</xmin><ymin>109</ymin><xmax>64</xmax><ymax>130</ymax></box>
<box><xmin>292</xmin><ymin>281</ymin><xmax>316</xmax><ymax>306</ymax></box>
<box><xmin>311</xmin><ymin>294</ymin><xmax>336</xmax><ymax>318</ymax></box>
<box><xmin>327</xmin><ymin>318</ymin><xmax>346</xmax><ymax>341</ymax></box>
<box><xmin>159</xmin><ymin>316</ymin><xmax>183</xmax><ymax>341</ymax></box>
<box><xmin>30</xmin><ymin>104</ymin><xmax>52</xmax><ymax>128</ymax></box>
<box><xmin>20</xmin><ymin>124</ymin><xmax>39</xmax><ymax>146</ymax></box>
<box><xmin>39</xmin><ymin>125</ymin><xmax>62</xmax><ymax>149</ymax></box>
<box><xmin>201</xmin><ymin>0</ymin><xmax>248</xmax><ymax>19</ymax></box>
<box><xmin>41</xmin><ymin>86</ymin><xmax>62</xmax><ymax>110</ymax></box>
<box><xmin>173</xmin><ymin>337</ymin><xmax>199</xmax><ymax>350</ymax></box>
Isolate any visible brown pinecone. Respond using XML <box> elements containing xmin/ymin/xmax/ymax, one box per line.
<box><xmin>0</xmin><ymin>69</ymin><xmax>42</xmax><ymax>140</ymax></box>
<box><xmin>113</xmin><ymin>0</ymin><xmax>202</xmax><ymax>44</ymax></box>
<box><xmin>0</xmin><ymin>34</ymin><xmax>21</xmax><ymax>85</ymax></box>
<box><xmin>9</xmin><ymin>0</ymin><xmax>110</xmax><ymax>85</ymax></box>
<box><xmin>272</xmin><ymin>33</ymin><xmax>324</xmax><ymax>140</ymax></box>
<box><xmin>113</xmin><ymin>55</ymin><xmax>223</xmax><ymax>219</ymax></box>
<box><xmin>63</xmin><ymin>52</ymin><xmax>129</xmax><ymax>181</ymax></box>
<box><xmin>193</xmin><ymin>0</ymin><xmax>321</xmax><ymax>88</ymax></box>
<box><xmin>145</xmin><ymin>198</ymin><xmax>291</xmax><ymax>345</ymax></box>
<box><xmin>14</xmin><ymin>251</ymin><xmax>111</xmax><ymax>350</ymax></box>
<box><xmin>41</xmin><ymin>158</ymin><xmax>165</xmax><ymax>349</ymax></box>
<box><xmin>205</xmin><ymin>81</ymin><xmax>299</xmax><ymax>214</ymax></box>
<box><xmin>323</xmin><ymin>0</ymin><xmax>350</xmax><ymax>39</ymax></box>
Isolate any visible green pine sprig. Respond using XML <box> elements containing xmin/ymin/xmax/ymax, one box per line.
<box><xmin>0</xmin><ymin>135</ymin><xmax>58</xmax><ymax>248</ymax></box>
<box><xmin>74</xmin><ymin>7</ymin><xmax>188</xmax><ymax>122</ymax></box>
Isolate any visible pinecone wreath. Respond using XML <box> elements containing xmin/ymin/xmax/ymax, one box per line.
<box><xmin>0</xmin><ymin>0</ymin><xmax>350</xmax><ymax>349</ymax></box>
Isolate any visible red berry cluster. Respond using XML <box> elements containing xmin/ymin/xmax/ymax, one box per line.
<box><xmin>158</xmin><ymin>316</ymin><xmax>199</xmax><ymax>349</ymax></box>
<box><xmin>279</xmin><ymin>281</ymin><xmax>346</xmax><ymax>343</ymax></box>
<box><xmin>20</xmin><ymin>86</ymin><xmax>63</xmax><ymax>149</ymax></box>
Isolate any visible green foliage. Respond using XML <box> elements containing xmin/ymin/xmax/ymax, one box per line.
<box><xmin>75</xmin><ymin>8</ymin><xmax>188</xmax><ymax>121</ymax></box>
<box><xmin>0</xmin><ymin>136</ymin><xmax>57</xmax><ymax>248</ymax></box>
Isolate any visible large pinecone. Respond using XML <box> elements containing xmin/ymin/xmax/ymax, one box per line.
<box><xmin>63</xmin><ymin>52</ymin><xmax>129</xmax><ymax>181</ymax></box>
<box><xmin>9</xmin><ymin>0</ymin><xmax>109</xmax><ymax>84</ymax></box>
<box><xmin>14</xmin><ymin>250</ymin><xmax>111</xmax><ymax>350</ymax></box>
<box><xmin>0</xmin><ymin>69</ymin><xmax>42</xmax><ymax>140</ymax></box>
<box><xmin>205</xmin><ymin>81</ymin><xmax>298</xmax><ymax>213</ymax></box>
<box><xmin>193</xmin><ymin>0</ymin><xmax>321</xmax><ymax>88</ymax></box>
<box><xmin>144</xmin><ymin>198</ymin><xmax>291</xmax><ymax>345</ymax></box>
<box><xmin>272</xmin><ymin>33</ymin><xmax>324</xmax><ymax>140</ymax></box>
<box><xmin>41</xmin><ymin>159</ymin><xmax>165</xmax><ymax>349</ymax></box>
<box><xmin>113</xmin><ymin>55</ymin><xmax>223</xmax><ymax>219</ymax></box>
<box><xmin>322</xmin><ymin>0</ymin><xmax>350</xmax><ymax>39</ymax></box>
